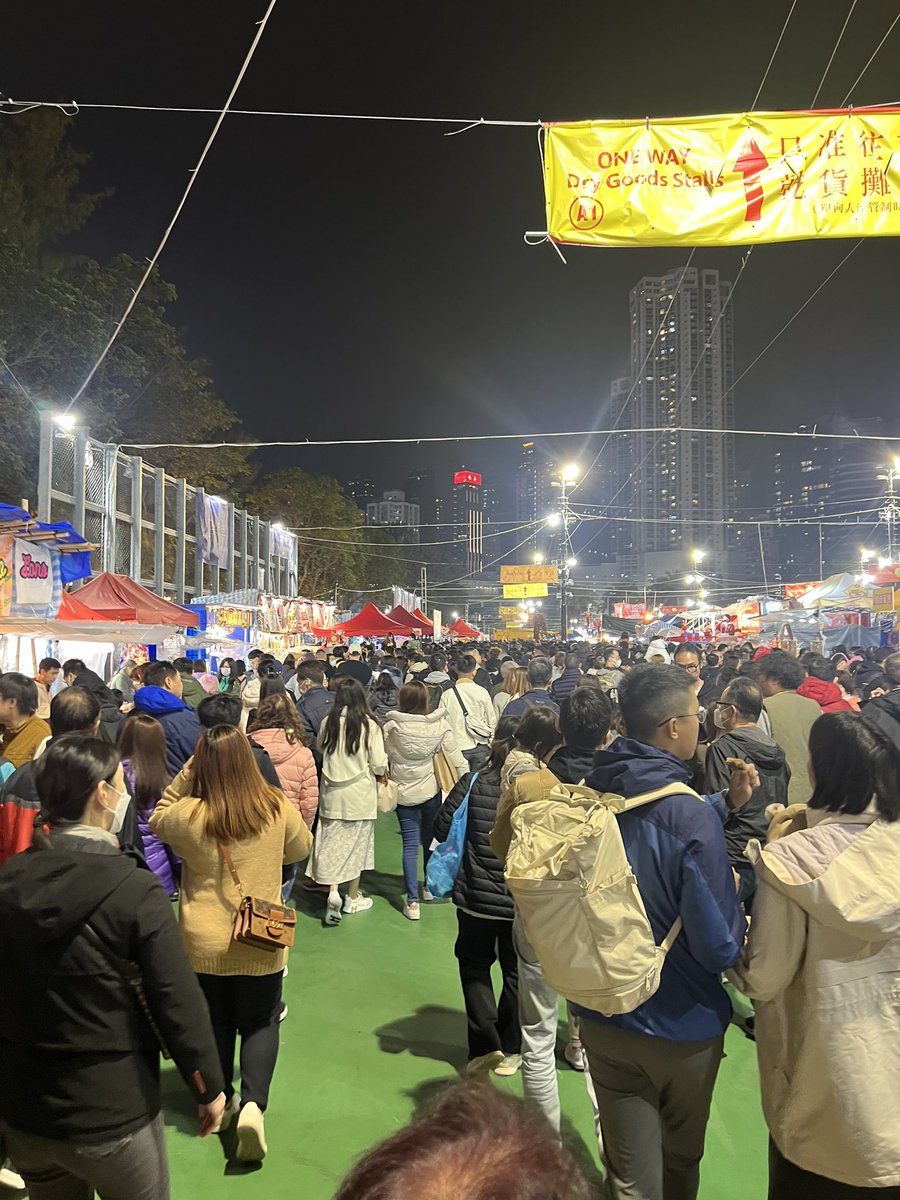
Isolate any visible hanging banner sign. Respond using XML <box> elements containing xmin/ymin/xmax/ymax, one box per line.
<box><xmin>13</xmin><ymin>538</ymin><xmax>54</xmax><ymax>609</ymax></box>
<box><xmin>499</xmin><ymin>605</ymin><xmax>527</xmax><ymax>622</ymax></box>
<box><xmin>614</xmin><ymin>602</ymin><xmax>647</xmax><ymax>619</ymax></box>
<box><xmin>872</xmin><ymin>587</ymin><xmax>900</xmax><ymax>613</ymax></box>
<box><xmin>544</xmin><ymin>109</ymin><xmax>900</xmax><ymax>248</ymax></box>
<box><xmin>783</xmin><ymin>581</ymin><xmax>821</xmax><ymax>601</ymax></box>
<box><xmin>0</xmin><ymin>537</ymin><xmax>12</xmax><ymax>617</ymax></box>
<box><xmin>503</xmin><ymin>582</ymin><xmax>549</xmax><ymax>599</ymax></box>
<box><xmin>500</xmin><ymin>565</ymin><xmax>559</xmax><ymax>585</ymax></box>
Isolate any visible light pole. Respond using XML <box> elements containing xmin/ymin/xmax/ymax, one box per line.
<box><xmin>555</xmin><ymin>464</ymin><xmax>579</xmax><ymax>641</ymax></box>
<box><xmin>876</xmin><ymin>457</ymin><xmax>900</xmax><ymax>564</ymax></box>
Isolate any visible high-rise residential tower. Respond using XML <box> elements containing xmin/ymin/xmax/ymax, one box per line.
<box><xmin>614</xmin><ymin>266</ymin><xmax>735</xmax><ymax>581</ymax></box>
<box><xmin>452</xmin><ymin>468</ymin><xmax>484</xmax><ymax>574</ymax></box>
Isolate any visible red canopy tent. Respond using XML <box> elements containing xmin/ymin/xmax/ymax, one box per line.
<box><xmin>326</xmin><ymin>603</ymin><xmax>408</xmax><ymax>638</ymax></box>
<box><xmin>73</xmin><ymin>572</ymin><xmax>199</xmax><ymax>628</ymax></box>
<box><xmin>386</xmin><ymin>606</ymin><xmax>431</xmax><ymax>634</ymax></box>
<box><xmin>448</xmin><ymin>618</ymin><xmax>482</xmax><ymax>640</ymax></box>
<box><xmin>412</xmin><ymin>608</ymin><xmax>436</xmax><ymax>633</ymax></box>
<box><xmin>57</xmin><ymin>591</ymin><xmax>106</xmax><ymax>621</ymax></box>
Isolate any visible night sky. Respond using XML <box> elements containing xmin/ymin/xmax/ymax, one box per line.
<box><xmin>7</xmin><ymin>0</ymin><xmax>900</xmax><ymax>509</ymax></box>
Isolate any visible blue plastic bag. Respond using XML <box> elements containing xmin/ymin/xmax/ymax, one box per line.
<box><xmin>426</xmin><ymin>772</ymin><xmax>478</xmax><ymax>899</ymax></box>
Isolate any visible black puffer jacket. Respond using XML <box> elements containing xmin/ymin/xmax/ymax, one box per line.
<box><xmin>0</xmin><ymin>832</ymin><xmax>223</xmax><ymax>1140</ymax></box>
<box><xmin>432</xmin><ymin>765</ymin><xmax>513</xmax><ymax>920</ymax></box>
<box><xmin>862</xmin><ymin>690</ymin><xmax>900</xmax><ymax>753</ymax></box>
<box><xmin>72</xmin><ymin>670</ymin><xmax>124</xmax><ymax>743</ymax></box>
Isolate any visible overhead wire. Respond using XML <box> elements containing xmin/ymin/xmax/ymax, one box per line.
<box><xmin>840</xmin><ymin>8</ymin><xmax>900</xmax><ymax>105</ymax></box>
<box><xmin>811</xmin><ymin>0</ymin><xmax>858</xmax><ymax>108</ymax></box>
<box><xmin>63</xmin><ymin>0</ymin><xmax>279</xmax><ymax>412</ymax></box>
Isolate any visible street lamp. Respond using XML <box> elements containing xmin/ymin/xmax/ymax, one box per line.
<box><xmin>533</xmin><ymin>552</ymin><xmax>544</xmax><ymax>564</ymax></box>
<box><xmin>556</xmin><ymin>464</ymin><xmax>580</xmax><ymax>642</ymax></box>
<box><xmin>691</xmin><ymin>548</ymin><xmax>706</xmax><ymax>565</ymax></box>
<box><xmin>546</xmin><ymin>512</ymin><xmax>561</xmax><ymax>527</ymax></box>
<box><xmin>54</xmin><ymin>412</ymin><xmax>77</xmax><ymax>431</ymax></box>
<box><xmin>561</xmin><ymin>463</ymin><xmax>580</xmax><ymax>483</ymax></box>
<box><xmin>875</xmin><ymin>460</ymin><xmax>900</xmax><ymax>564</ymax></box>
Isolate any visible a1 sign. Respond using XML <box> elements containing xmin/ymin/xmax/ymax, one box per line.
<box><xmin>500</xmin><ymin>565</ymin><xmax>559</xmax><ymax>585</ymax></box>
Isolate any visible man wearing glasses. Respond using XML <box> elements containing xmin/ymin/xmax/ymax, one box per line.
<box><xmin>577</xmin><ymin>663</ymin><xmax>756</xmax><ymax>1200</ymax></box>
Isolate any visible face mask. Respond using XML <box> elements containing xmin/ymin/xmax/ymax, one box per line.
<box><xmin>102</xmin><ymin>782</ymin><xmax>131</xmax><ymax>836</ymax></box>
<box><xmin>713</xmin><ymin>705</ymin><xmax>731</xmax><ymax>729</ymax></box>
<box><xmin>221</xmin><ymin>666</ymin><xmax>231</xmax><ymax>678</ymax></box>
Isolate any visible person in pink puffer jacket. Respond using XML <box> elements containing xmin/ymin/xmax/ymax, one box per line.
<box><xmin>248</xmin><ymin>694</ymin><xmax>319</xmax><ymax>826</ymax></box>
<box><xmin>248</xmin><ymin>694</ymin><xmax>318</xmax><ymax>903</ymax></box>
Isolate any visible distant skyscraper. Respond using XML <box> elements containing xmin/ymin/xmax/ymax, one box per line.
<box><xmin>366</xmin><ymin>490</ymin><xmax>421</xmax><ymax>544</ymax></box>
<box><xmin>515</xmin><ymin>441</ymin><xmax>555</xmax><ymax>552</ymax></box>
<box><xmin>614</xmin><ymin>266</ymin><xmax>735</xmax><ymax>579</ymax></box>
<box><xmin>452</xmin><ymin>468</ymin><xmax>484</xmax><ymax>573</ymax></box>
<box><xmin>404</xmin><ymin>468</ymin><xmax>437</xmax><ymax>526</ymax></box>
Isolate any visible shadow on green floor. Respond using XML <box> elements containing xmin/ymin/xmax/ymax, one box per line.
<box><xmin>376</xmin><ymin>1004</ymin><xmax>468</xmax><ymax>1072</ymax></box>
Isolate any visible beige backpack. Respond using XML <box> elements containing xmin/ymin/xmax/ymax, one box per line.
<box><xmin>505</xmin><ymin>774</ymin><xmax>704</xmax><ymax>1016</ymax></box>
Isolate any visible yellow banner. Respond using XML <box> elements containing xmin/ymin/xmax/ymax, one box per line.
<box><xmin>500</xmin><ymin>564</ymin><xmax>559</xmax><ymax>585</ymax></box>
<box><xmin>499</xmin><ymin>605</ymin><xmax>526</xmax><ymax>622</ymax></box>
<box><xmin>494</xmin><ymin>627</ymin><xmax>538</xmax><ymax>640</ymax></box>
<box><xmin>872</xmin><ymin>586</ymin><xmax>900</xmax><ymax>613</ymax></box>
<box><xmin>545</xmin><ymin>109</ymin><xmax>900</xmax><ymax>247</ymax></box>
<box><xmin>503</xmin><ymin>582</ymin><xmax>549</xmax><ymax>599</ymax></box>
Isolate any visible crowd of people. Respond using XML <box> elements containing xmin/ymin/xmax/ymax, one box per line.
<box><xmin>0</xmin><ymin>631</ymin><xmax>898</xmax><ymax>1199</ymax></box>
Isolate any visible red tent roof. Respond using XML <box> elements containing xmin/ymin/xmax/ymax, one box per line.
<box><xmin>386</xmin><ymin>606</ymin><xmax>431</xmax><ymax>634</ymax></box>
<box><xmin>57</xmin><ymin>591</ymin><xmax>106</xmax><ymax>621</ymax></box>
<box><xmin>449</xmin><ymin>618</ymin><xmax>482</xmax><ymax>639</ymax></box>
<box><xmin>73</xmin><ymin>572</ymin><xmax>200</xmax><ymax>628</ymax></box>
<box><xmin>413</xmin><ymin>608</ymin><xmax>435</xmax><ymax>631</ymax></box>
<box><xmin>330</xmin><ymin>603</ymin><xmax>408</xmax><ymax>638</ymax></box>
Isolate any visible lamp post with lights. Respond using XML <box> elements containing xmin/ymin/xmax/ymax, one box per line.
<box><xmin>548</xmin><ymin>464</ymin><xmax>580</xmax><ymax>641</ymax></box>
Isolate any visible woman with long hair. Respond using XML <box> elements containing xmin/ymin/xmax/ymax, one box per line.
<box><xmin>217</xmin><ymin>657</ymin><xmax>239</xmax><ymax>694</ymax></box>
<box><xmin>383</xmin><ymin>681</ymin><xmax>468</xmax><ymax>921</ymax></box>
<box><xmin>0</xmin><ymin>735</ymin><xmax>225</xmax><ymax>1196</ymax></box>
<box><xmin>249</xmin><ymin>694</ymin><xmax>318</xmax><ymax>901</ymax></box>
<box><xmin>150</xmin><ymin>725</ymin><xmax>312</xmax><ymax>1163</ymax></box>
<box><xmin>729</xmin><ymin>713</ymin><xmax>900</xmax><ymax>1198</ymax></box>
<box><xmin>432</xmin><ymin>714</ymin><xmax>523</xmax><ymax>1078</ymax></box>
<box><xmin>119</xmin><ymin>713</ymin><xmax>180</xmax><ymax>899</ymax></box>
<box><xmin>306</xmin><ymin>677</ymin><xmax>387</xmax><ymax>926</ymax></box>
<box><xmin>494</xmin><ymin>666</ymin><xmax>528</xmax><ymax>719</ymax></box>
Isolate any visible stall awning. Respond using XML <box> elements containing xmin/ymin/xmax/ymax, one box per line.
<box><xmin>74</xmin><ymin>573</ymin><xmax>199</xmax><ymax>627</ymax></box>
<box><xmin>327</xmin><ymin>603</ymin><xmax>408</xmax><ymax>638</ymax></box>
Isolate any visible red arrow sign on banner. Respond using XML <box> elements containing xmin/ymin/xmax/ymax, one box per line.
<box><xmin>733</xmin><ymin>139</ymin><xmax>769</xmax><ymax>222</ymax></box>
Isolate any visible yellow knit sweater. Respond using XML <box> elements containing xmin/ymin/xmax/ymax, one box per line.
<box><xmin>150</xmin><ymin>772</ymin><xmax>313</xmax><ymax>976</ymax></box>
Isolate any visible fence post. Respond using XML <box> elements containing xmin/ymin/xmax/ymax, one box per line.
<box><xmin>37</xmin><ymin>412</ymin><xmax>54</xmax><ymax>521</ymax></box>
<box><xmin>102</xmin><ymin>444</ymin><xmax>119</xmax><ymax>574</ymax></box>
<box><xmin>237</xmin><ymin>510</ymin><xmax>248</xmax><ymax>589</ymax></box>
<box><xmin>130</xmin><ymin>457</ymin><xmax>142</xmax><ymax>581</ymax></box>
<box><xmin>195</xmin><ymin>487</ymin><xmax>206</xmax><ymax>597</ymax></box>
<box><xmin>153</xmin><ymin>468</ymin><xmax>165</xmax><ymax>592</ymax></box>
<box><xmin>226</xmin><ymin>501</ymin><xmax>235</xmax><ymax>592</ymax></box>
<box><xmin>175</xmin><ymin>479</ymin><xmax>187</xmax><ymax>603</ymax></box>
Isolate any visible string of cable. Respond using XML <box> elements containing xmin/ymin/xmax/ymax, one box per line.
<box><xmin>61</xmin><ymin>0</ymin><xmax>278</xmax><ymax>412</ymax></box>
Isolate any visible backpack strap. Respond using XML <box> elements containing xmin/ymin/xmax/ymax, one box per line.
<box><xmin>617</xmin><ymin>782</ymin><xmax>705</xmax><ymax>813</ymax></box>
<box><xmin>660</xmin><ymin>916</ymin><xmax>683</xmax><ymax>953</ymax></box>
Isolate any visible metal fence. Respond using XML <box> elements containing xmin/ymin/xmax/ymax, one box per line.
<box><xmin>37</xmin><ymin>413</ymin><xmax>297</xmax><ymax>603</ymax></box>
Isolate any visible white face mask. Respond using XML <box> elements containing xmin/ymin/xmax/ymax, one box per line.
<box><xmin>101</xmin><ymin>782</ymin><xmax>131</xmax><ymax>836</ymax></box>
<box><xmin>713</xmin><ymin>704</ymin><xmax>732</xmax><ymax>729</ymax></box>
<box><xmin>220</xmin><ymin>666</ymin><xmax>231</xmax><ymax>678</ymax></box>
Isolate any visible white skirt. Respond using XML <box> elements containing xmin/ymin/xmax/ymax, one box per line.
<box><xmin>306</xmin><ymin>817</ymin><xmax>375</xmax><ymax>884</ymax></box>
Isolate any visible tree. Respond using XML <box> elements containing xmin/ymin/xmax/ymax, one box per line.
<box><xmin>0</xmin><ymin>111</ymin><xmax>250</xmax><ymax>503</ymax></box>
<box><xmin>246</xmin><ymin>467</ymin><xmax>414</xmax><ymax>598</ymax></box>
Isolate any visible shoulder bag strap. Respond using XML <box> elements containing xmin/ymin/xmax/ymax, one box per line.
<box><xmin>219</xmin><ymin>842</ymin><xmax>245</xmax><ymax>900</ymax></box>
<box><xmin>452</xmin><ymin>685</ymin><xmax>469</xmax><ymax>717</ymax></box>
<box><xmin>81</xmin><ymin>921</ymin><xmax>172</xmax><ymax>1059</ymax></box>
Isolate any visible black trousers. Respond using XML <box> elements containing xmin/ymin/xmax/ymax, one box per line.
<box><xmin>197</xmin><ymin>972</ymin><xmax>283</xmax><ymax>1111</ymax></box>
<box><xmin>769</xmin><ymin>1139</ymin><xmax>900</xmax><ymax>1200</ymax></box>
<box><xmin>454</xmin><ymin>910</ymin><xmax>521</xmax><ymax>1060</ymax></box>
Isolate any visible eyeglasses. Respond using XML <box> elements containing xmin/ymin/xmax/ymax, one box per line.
<box><xmin>656</xmin><ymin>711</ymin><xmax>700</xmax><ymax>727</ymax></box>
<box><xmin>675</xmin><ymin>661</ymin><xmax>701</xmax><ymax>673</ymax></box>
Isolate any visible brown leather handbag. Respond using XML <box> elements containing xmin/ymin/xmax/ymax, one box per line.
<box><xmin>220</xmin><ymin>844</ymin><xmax>296</xmax><ymax>953</ymax></box>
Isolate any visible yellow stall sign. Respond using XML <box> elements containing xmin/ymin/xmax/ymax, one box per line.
<box><xmin>501</xmin><ymin>564</ymin><xmax>559</xmax><ymax>585</ymax></box>
<box><xmin>544</xmin><ymin>108</ymin><xmax>900</xmax><ymax>248</ymax></box>
<box><xmin>503</xmin><ymin>582</ymin><xmax>549</xmax><ymax>599</ymax></box>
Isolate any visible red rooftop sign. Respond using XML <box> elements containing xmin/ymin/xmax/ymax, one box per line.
<box><xmin>454</xmin><ymin>470</ymin><xmax>482</xmax><ymax>487</ymax></box>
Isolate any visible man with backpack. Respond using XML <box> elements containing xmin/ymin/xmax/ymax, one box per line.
<box><xmin>577</xmin><ymin>664</ymin><xmax>750</xmax><ymax>1200</ymax></box>
<box><xmin>496</xmin><ymin>665</ymin><xmax>754</xmax><ymax>1200</ymax></box>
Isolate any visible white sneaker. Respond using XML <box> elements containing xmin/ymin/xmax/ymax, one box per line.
<box><xmin>403</xmin><ymin>901</ymin><xmax>421</xmax><ymax>921</ymax></box>
<box><xmin>564</xmin><ymin>1043</ymin><xmax>586</xmax><ymax>1072</ymax></box>
<box><xmin>213</xmin><ymin>1092</ymin><xmax>241</xmax><ymax>1134</ymax></box>
<box><xmin>421</xmin><ymin>887</ymin><xmax>435</xmax><ymax>902</ymax></box>
<box><xmin>343</xmin><ymin>892</ymin><xmax>373</xmax><ymax>915</ymax></box>
<box><xmin>0</xmin><ymin>1165</ymin><xmax>25</xmax><ymax>1189</ymax></box>
<box><xmin>494</xmin><ymin>1053</ymin><xmax>523</xmax><ymax>1077</ymax></box>
<box><xmin>278</xmin><ymin>1004</ymin><xmax>288</xmax><ymax>1023</ymax></box>
<box><xmin>236</xmin><ymin>1101</ymin><xmax>267</xmax><ymax>1162</ymax></box>
<box><xmin>324</xmin><ymin>890</ymin><xmax>342</xmax><ymax>925</ymax></box>
<box><xmin>465</xmin><ymin>1050</ymin><xmax>504</xmax><ymax>1075</ymax></box>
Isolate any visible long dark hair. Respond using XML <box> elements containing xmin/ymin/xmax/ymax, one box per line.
<box><xmin>34</xmin><ymin>734</ymin><xmax>120</xmax><ymax>827</ymax></box>
<box><xmin>259</xmin><ymin>675</ymin><xmax>288</xmax><ymax>703</ymax></box>
<box><xmin>320</xmin><ymin>677</ymin><xmax>375</xmax><ymax>757</ymax></box>
<box><xmin>515</xmin><ymin>707</ymin><xmax>561</xmax><ymax>762</ymax></box>
<box><xmin>487</xmin><ymin>713</ymin><xmax>522</xmax><ymax>773</ymax></box>
<box><xmin>119</xmin><ymin>714</ymin><xmax>172</xmax><ymax>815</ymax></box>
<box><xmin>249</xmin><ymin>692</ymin><xmax>306</xmax><ymax>745</ymax></box>
<box><xmin>372</xmin><ymin>670</ymin><xmax>397</xmax><ymax>696</ymax></box>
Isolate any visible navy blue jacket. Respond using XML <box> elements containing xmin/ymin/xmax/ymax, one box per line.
<box><xmin>504</xmin><ymin>689</ymin><xmax>560</xmax><ymax>718</ymax></box>
<box><xmin>132</xmin><ymin>687</ymin><xmax>201</xmax><ymax>775</ymax></box>
<box><xmin>550</xmin><ymin>668</ymin><xmax>582</xmax><ymax>704</ymax></box>
<box><xmin>578</xmin><ymin>736</ymin><xmax>746</xmax><ymax>1042</ymax></box>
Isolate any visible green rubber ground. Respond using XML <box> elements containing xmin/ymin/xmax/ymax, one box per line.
<box><xmin>161</xmin><ymin>813</ymin><xmax>768</xmax><ymax>1198</ymax></box>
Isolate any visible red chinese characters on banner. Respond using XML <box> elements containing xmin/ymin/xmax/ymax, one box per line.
<box><xmin>784</xmin><ymin>581</ymin><xmax>821</xmax><ymax>601</ymax></box>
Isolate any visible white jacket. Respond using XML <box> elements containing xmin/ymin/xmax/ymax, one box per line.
<box><xmin>728</xmin><ymin>809</ymin><xmax>900</xmax><ymax>1188</ymax></box>
<box><xmin>383</xmin><ymin>710</ymin><xmax>468</xmax><ymax>804</ymax></box>
<box><xmin>438</xmin><ymin>680</ymin><xmax>496</xmax><ymax>752</ymax></box>
<box><xmin>317</xmin><ymin>715</ymin><xmax>388</xmax><ymax>821</ymax></box>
